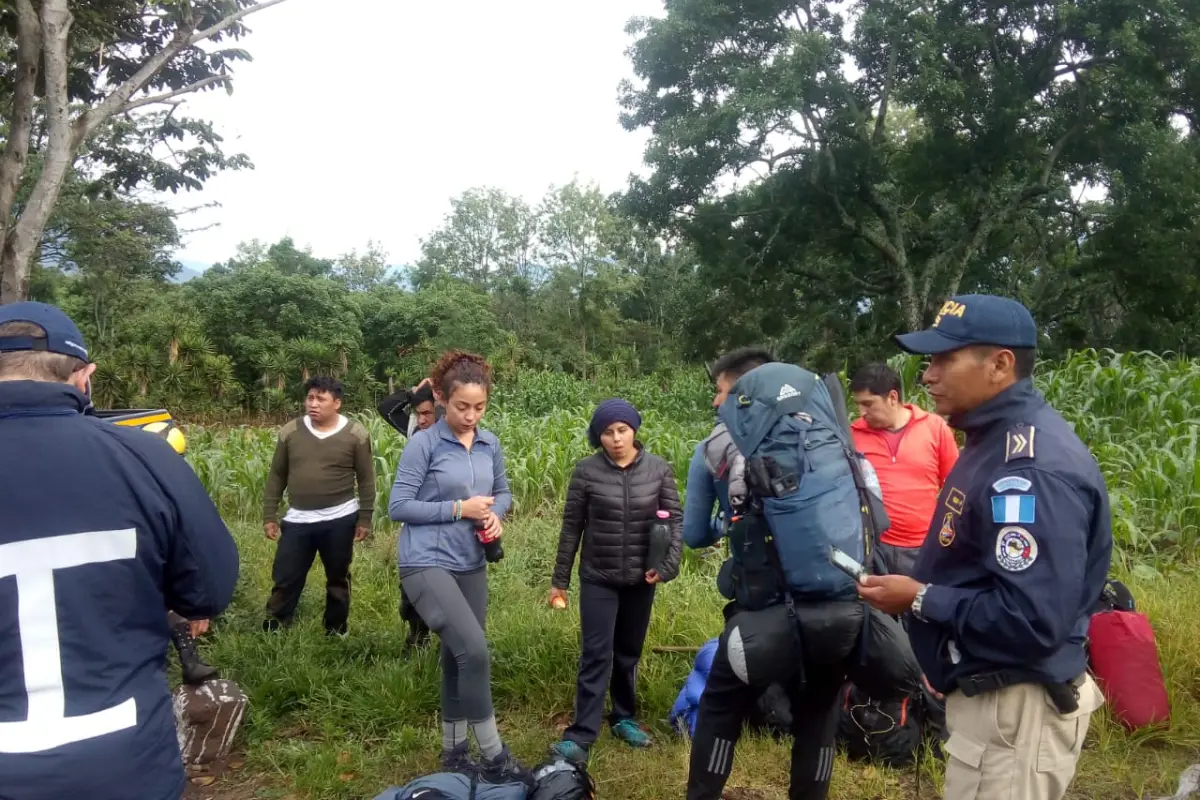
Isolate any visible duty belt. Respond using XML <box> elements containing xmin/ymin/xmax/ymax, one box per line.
<box><xmin>957</xmin><ymin>670</ymin><xmax>1086</xmax><ymax>715</ymax></box>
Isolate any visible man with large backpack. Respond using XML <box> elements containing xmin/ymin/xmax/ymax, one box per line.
<box><xmin>685</xmin><ymin>349</ymin><xmax>919</xmax><ymax>800</ymax></box>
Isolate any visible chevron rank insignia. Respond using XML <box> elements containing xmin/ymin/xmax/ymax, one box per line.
<box><xmin>1005</xmin><ymin>426</ymin><xmax>1036</xmax><ymax>462</ymax></box>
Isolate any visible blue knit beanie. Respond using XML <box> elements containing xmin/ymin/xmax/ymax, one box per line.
<box><xmin>588</xmin><ymin>398</ymin><xmax>642</xmax><ymax>448</ymax></box>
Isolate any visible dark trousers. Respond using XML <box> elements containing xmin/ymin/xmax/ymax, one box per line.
<box><xmin>875</xmin><ymin>541</ymin><xmax>920</xmax><ymax>578</ymax></box>
<box><xmin>400</xmin><ymin>584</ymin><xmax>432</xmax><ymax>646</ymax></box>
<box><xmin>687</xmin><ymin>626</ymin><xmax>845</xmax><ymax>800</ymax></box>
<box><xmin>264</xmin><ymin>513</ymin><xmax>357</xmax><ymax>633</ymax></box>
<box><xmin>564</xmin><ymin>580</ymin><xmax>657</xmax><ymax>746</ymax></box>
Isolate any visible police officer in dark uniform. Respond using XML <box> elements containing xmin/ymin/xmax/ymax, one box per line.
<box><xmin>858</xmin><ymin>294</ymin><xmax>1111</xmax><ymax>800</ymax></box>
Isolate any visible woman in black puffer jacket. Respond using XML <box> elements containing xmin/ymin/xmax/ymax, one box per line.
<box><xmin>548</xmin><ymin>398</ymin><xmax>683</xmax><ymax>763</ymax></box>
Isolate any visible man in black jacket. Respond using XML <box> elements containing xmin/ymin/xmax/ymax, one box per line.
<box><xmin>377</xmin><ymin>378</ymin><xmax>439</xmax><ymax>648</ymax></box>
<box><xmin>378</xmin><ymin>378</ymin><xmax>440</xmax><ymax>438</ymax></box>
<box><xmin>548</xmin><ymin>399</ymin><xmax>684</xmax><ymax>761</ymax></box>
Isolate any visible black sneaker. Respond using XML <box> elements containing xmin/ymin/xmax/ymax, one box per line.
<box><xmin>441</xmin><ymin>741</ymin><xmax>477</xmax><ymax>773</ymax></box>
<box><xmin>480</xmin><ymin>746</ymin><xmax>534</xmax><ymax>788</ymax></box>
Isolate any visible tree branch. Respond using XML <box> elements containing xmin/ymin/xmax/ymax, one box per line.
<box><xmin>0</xmin><ymin>0</ymin><xmax>41</xmax><ymax>247</ymax></box>
<box><xmin>1037</xmin><ymin>121</ymin><xmax>1079</xmax><ymax>189</ymax></box>
<box><xmin>73</xmin><ymin>0</ymin><xmax>291</xmax><ymax>148</ymax></box>
<box><xmin>1052</xmin><ymin>58</ymin><xmax>1111</xmax><ymax>79</ymax></box>
<box><xmin>873</xmin><ymin>43</ymin><xmax>898</xmax><ymax>146</ymax></box>
<box><xmin>120</xmin><ymin>76</ymin><xmax>230</xmax><ymax>113</ymax></box>
<box><xmin>804</xmin><ymin>107</ymin><xmax>905</xmax><ymax>270</ymax></box>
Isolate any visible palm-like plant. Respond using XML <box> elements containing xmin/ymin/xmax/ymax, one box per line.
<box><xmin>286</xmin><ymin>337</ymin><xmax>336</xmax><ymax>383</ymax></box>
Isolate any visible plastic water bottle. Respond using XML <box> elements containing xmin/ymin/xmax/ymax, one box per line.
<box><xmin>647</xmin><ymin>510</ymin><xmax>670</xmax><ymax>573</ymax></box>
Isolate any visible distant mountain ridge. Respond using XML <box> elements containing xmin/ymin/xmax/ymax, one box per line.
<box><xmin>170</xmin><ymin>260</ymin><xmax>208</xmax><ymax>283</ymax></box>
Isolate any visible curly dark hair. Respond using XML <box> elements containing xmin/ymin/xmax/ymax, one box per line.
<box><xmin>431</xmin><ymin>349</ymin><xmax>493</xmax><ymax>399</ymax></box>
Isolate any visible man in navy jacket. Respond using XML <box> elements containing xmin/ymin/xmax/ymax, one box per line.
<box><xmin>0</xmin><ymin>302</ymin><xmax>239</xmax><ymax>800</ymax></box>
<box><xmin>858</xmin><ymin>295</ymin><xmax>1110</xmax><ymax>800</ymax></box>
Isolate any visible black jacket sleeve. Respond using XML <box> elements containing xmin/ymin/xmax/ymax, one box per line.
<box><xmin>377</xmin><ymin>389</ymin><xmax>415</xmax><ymax>436</ymax></box>
<box><xmin>553</xmin><ymin>463</ymin><xmax>588</xmax><ymax>589</ymax></box>
<box><xmin>656</xmin><ymin>460</ymin><xmax>685</xmax><ymax>582</ymax></box>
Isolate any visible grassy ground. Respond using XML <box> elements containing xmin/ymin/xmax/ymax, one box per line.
<box><xmin>188</xmin><ymin>518</ymin><xmax>1200</xmax><ymax>800</ymax></box>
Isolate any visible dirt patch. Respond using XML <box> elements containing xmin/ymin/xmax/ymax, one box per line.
<box><xmin>181</xmin><ymin>754</ymin><xmax>285</xmax><ymax>800</ymax></box>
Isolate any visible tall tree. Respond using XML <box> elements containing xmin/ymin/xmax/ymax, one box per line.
<box><xmin>416</xmin><ymin>187</ymin><xmax>540</xmax><ymax>290</ymax></box>
<box><xmin>334</xmin><ymin>241</ymin><xmax>392</xmax><ymax>291</ymax></box>
<box><xmin>538</xmin><ymin>179</ymin><xmax>628</xmax><ymax>372</ymax></box>
<box><xmin>619</xmin><ymin>0</ymin><xmax>1199</xmax><ymax>331</ymax></box>
<box><xmin>41</xmin><ymin>177</ymin><xmax>181</xmax><ymax>345</ymax></box>
<box><xmin>0</xmin><ymin>0</ymin><xmax>290</xmax><ymax>303</ymax></box>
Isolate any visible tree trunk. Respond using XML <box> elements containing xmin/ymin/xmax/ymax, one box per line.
<box><xmin>1</xmin><ymin>0</ymin><xmax>73</xmax><ymax>304</ymax></box>
<box><xmin>901</xmin><ymin>269</ymin><xmax>921</xmax><ymax>332</ymax></box>
<box><xmin>0</xmin><ymin>0</ymin><xmax>41</xmax><ymax>298</ymax></box>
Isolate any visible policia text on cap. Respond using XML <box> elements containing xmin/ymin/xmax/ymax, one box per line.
<box><xmin>858</xmin><ymin>294</ymin><xmax>1112</xmax><ymax>800</ymax></box>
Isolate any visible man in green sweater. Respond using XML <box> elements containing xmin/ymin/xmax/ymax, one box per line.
<box><xmin>262</xmin><ymin>376</ymin><xmax>375</xmax><ymax>635</ymax></box>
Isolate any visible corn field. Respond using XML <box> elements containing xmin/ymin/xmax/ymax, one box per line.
<box><xmin>184</xmin><ymin>349</ymin><xmax>1200</xmax><ymax>561</ymax></box>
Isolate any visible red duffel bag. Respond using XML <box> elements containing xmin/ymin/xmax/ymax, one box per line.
<box><xmin>1088</xmin><ymin>608</ymin><xmax>1171</xmax><ymax>730</ymax></box>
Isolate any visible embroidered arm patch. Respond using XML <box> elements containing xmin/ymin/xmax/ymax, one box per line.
<box><xmin>992</xmin><ymin>494</ymin><xmax>1036</xmax><ymax>524</ymax></box>
<box><xmin>992</xmin><ymin>476</ymin><xmax>1032</xmax><ymax>493</ymax></box>
<box><xmin>1005</xmin><ymin>426</ymin><xmax>1036</xmax><ymax>462</ymax></box>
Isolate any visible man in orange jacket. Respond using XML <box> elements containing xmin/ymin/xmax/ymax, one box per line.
<box><xmin>850</xmin><ymin>363</ymin><xmax>960</xmax><ymax>576</ymax></box>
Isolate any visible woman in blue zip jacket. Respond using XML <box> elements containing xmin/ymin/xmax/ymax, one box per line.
<box><xmin>388</xmin><ymin>350</ymin><xmax>532</xmax><ymax>787</ymax></box>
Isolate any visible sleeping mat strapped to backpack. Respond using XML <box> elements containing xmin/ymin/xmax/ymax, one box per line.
<box><xmin>717</xmin><ymin>362</ymin><xmax>879</xmax><ymax>600</ymax></box>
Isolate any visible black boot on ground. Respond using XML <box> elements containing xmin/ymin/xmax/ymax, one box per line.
<box><xmin>171</xmin><ymin>620</ymin><xmax>219</xmax><ymax>685</ymax></box>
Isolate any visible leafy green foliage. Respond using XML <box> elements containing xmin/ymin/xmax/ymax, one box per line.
<box><xmin>617</xmin><ymin>0</ymin><xmax>1200</xmax><ymax>362</ymax></box>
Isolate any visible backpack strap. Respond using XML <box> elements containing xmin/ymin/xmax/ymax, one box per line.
<box><xmin>821</xmin><ymin>373</ymin><xmax>855</xmax><ymax>445</ymax></box>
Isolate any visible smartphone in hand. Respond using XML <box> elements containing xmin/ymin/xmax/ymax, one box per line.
<box><xmin>829</xmin><ymin>545</ymin><xmax>868</xmax><ymax>584</ymax></box>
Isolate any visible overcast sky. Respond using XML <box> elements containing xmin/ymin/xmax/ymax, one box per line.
<box><xmin>161</xmin><ymin>0</ymin><xmax>662</xmax><ymax>268</ymax></box>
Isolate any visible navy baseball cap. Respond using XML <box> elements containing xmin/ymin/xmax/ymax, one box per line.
<box><xmin>894</xmin><ymin>294</ymin><xmax>1037</xmax><ymax>355</ymax></box>
<box><xmin>0</xmin><ymin>301</ymin><xmax>89</xmax><ymax>361</ymax></box>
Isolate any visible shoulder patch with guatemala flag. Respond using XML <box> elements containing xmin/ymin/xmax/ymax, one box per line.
<box><xmin>992</xmin><ymin>493</ymin><xmax>1036</xmax><ymax>524</ymax></box>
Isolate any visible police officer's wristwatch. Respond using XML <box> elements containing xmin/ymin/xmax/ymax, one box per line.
<box><xmin>911</xmin><ymin>584</ymin><xmax>929</xmax><ymax>621</ymax></box>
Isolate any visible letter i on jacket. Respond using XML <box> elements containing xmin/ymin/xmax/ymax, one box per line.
<box><xmin>548</xmin><ymin>399</ymin><xmax>683</xmax><ymax>763</ymax></box>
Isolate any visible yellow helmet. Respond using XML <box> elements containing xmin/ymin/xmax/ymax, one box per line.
<box><xmin>144</xmin><ymin>420</ymin><xmax>188</xmax><ymax>455</ymax></box>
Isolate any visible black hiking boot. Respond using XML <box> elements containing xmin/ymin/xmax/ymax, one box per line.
<box><xmin>441</xmin><ymin>741</ymin><xmax>477</xmax><ymax>773</ymax></box>
<box><xmin>480</xmin><ymin>746</ymin><xmax>535</xmax><ymax>789</ymax></box>
<box><xmin>170</xmin><ymin>619</ymin><xmax>219</xmax><ymax>685</ymax></box>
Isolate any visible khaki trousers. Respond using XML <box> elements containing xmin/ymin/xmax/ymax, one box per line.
<box><xmin>942</xmin><ymin>674</ymin><xmax>1105</xmax><ymax>800</ymax></box>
